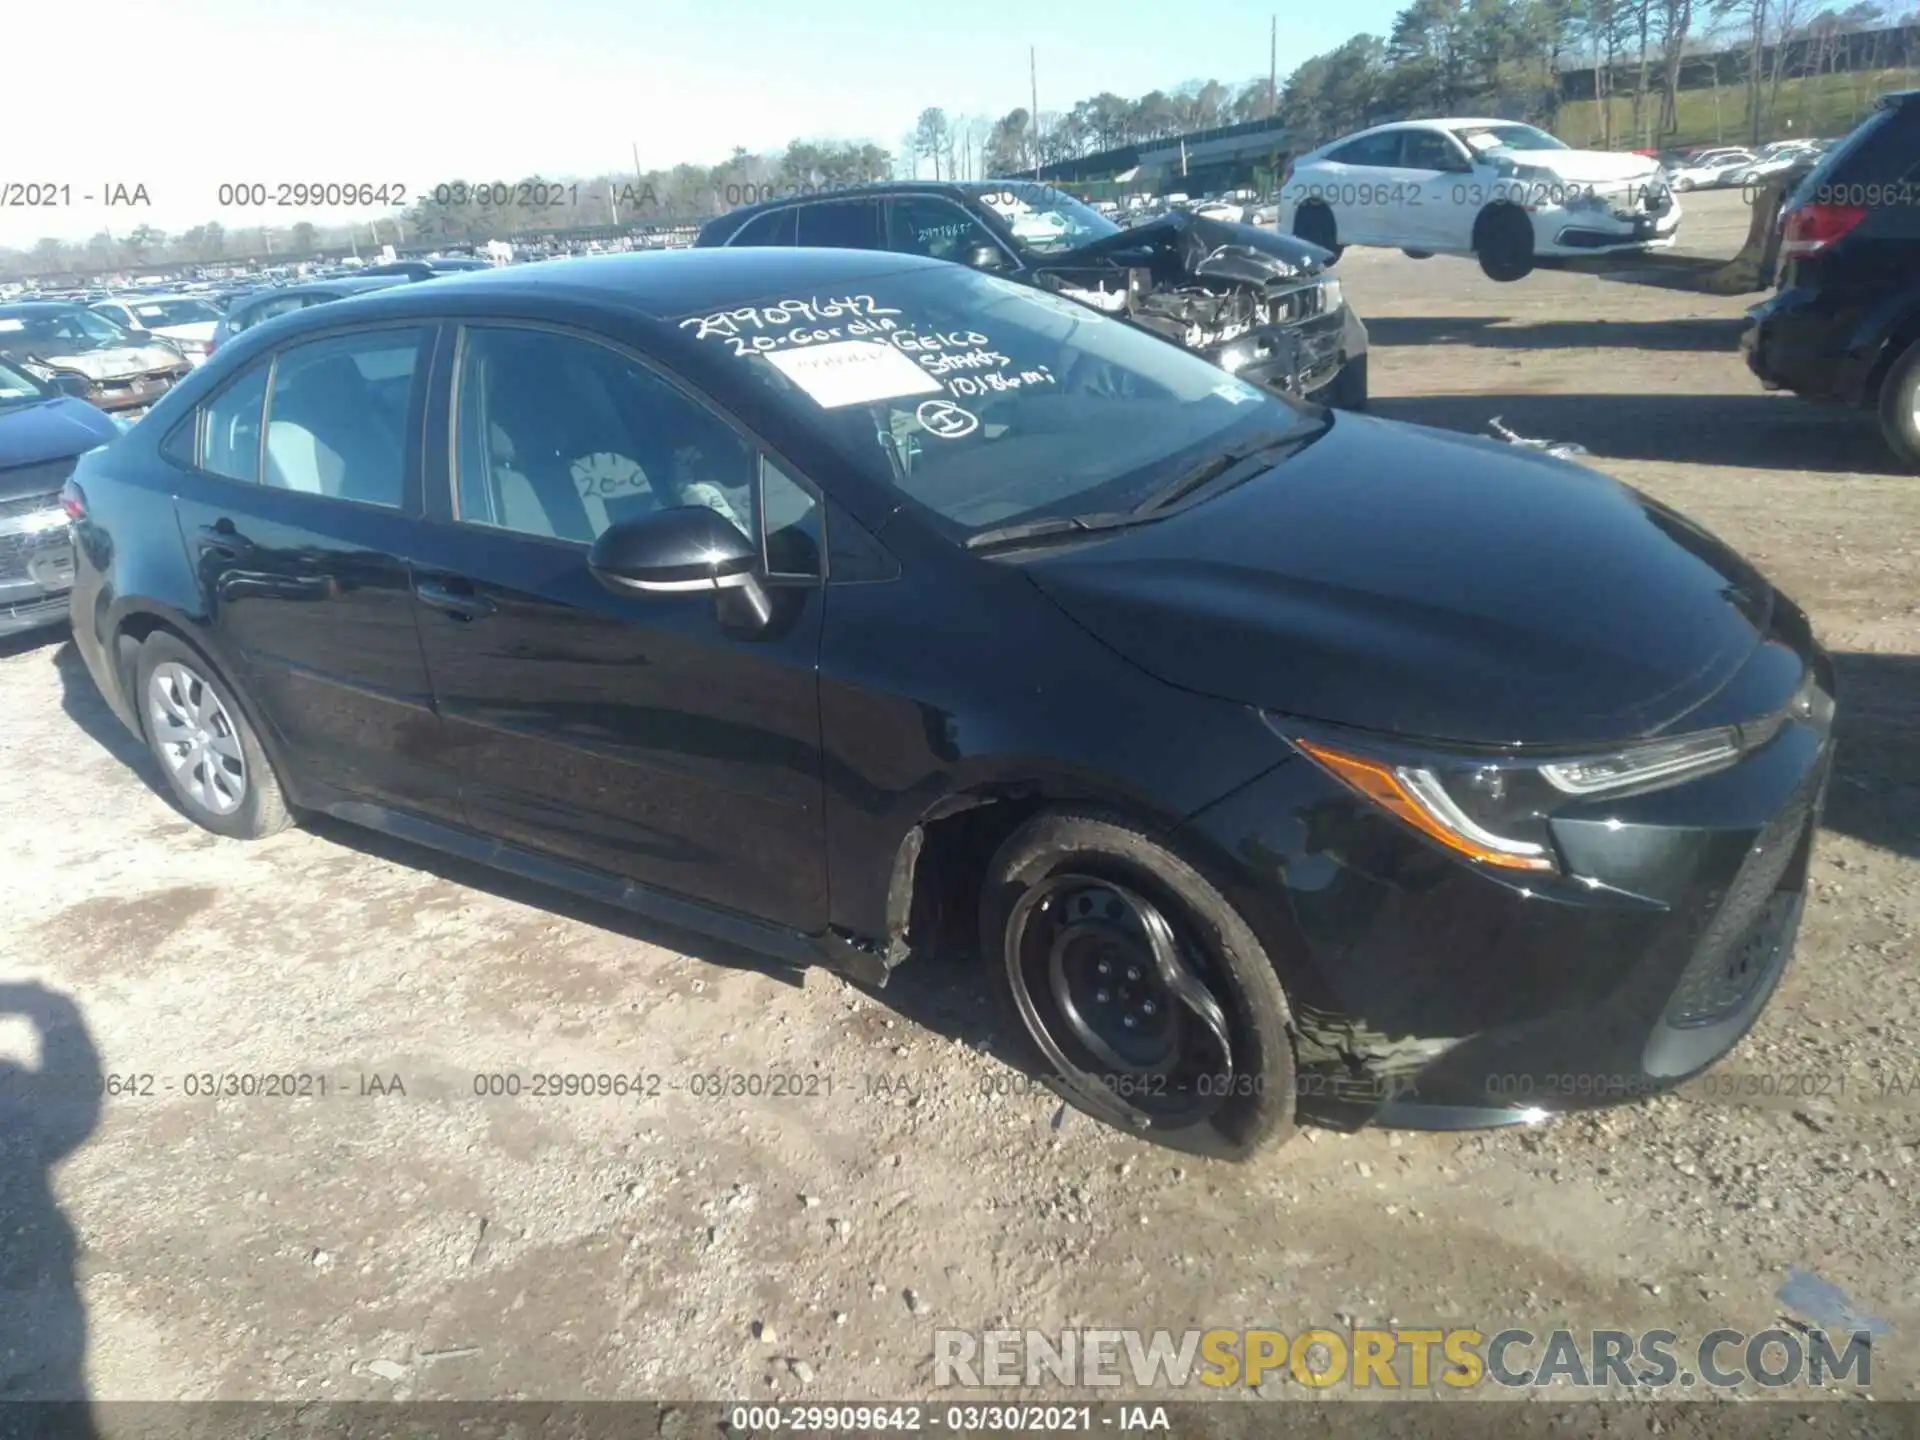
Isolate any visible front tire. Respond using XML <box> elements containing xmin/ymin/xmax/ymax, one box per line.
<box><xmin>1674</xmin><ymin>175</ymin><xmax>1694</xmax><ymax>192</ymax></box>
<box><xmin>136</xmin><ymin>632</ymin><xmax>291</xmax><ymax>840</ymax></box>
<box><xmin>1401</xmin><ymin>248</ymin><xmax>1434</xmax><ymax>259</ymax></box>
<box><xmin>1476</xmin><ymin>205</ymin><xmax>1536</xmax><ymax>282</ymax></box>
<box><xmin>981</xmin><ymin>808</ymin><xmax>1297</xmax><ymax>1159</ymax></box>
<box><xmin>1877</xmin><ymin>338</ymin><xmax>1920</xmax><ymax>472</ymax></box>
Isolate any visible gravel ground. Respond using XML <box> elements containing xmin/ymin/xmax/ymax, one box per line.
<box><xmin>0</xmin><ymin>189</ymin><xmax>1914</xmax><ymax>1427</ymax></box>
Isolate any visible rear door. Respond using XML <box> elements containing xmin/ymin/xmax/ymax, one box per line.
<box><xmin>1396</xmin><ymin>128</ymin><xmax>1478</xmax><ymax>249</ymax></box>
<box><xmin>163</xmin><ymin>322</ymin><xmax>459</xmax><ymax>819</ymax></box>
<box><xmin>407</xmin><ymin>321</ymin><xmax>831</xmax><ymax>930</ymax></box>
<box><xmin>1309</xmin><ymin>130</ymin><xmax>1405</xmax><ymax>244</ymax></box>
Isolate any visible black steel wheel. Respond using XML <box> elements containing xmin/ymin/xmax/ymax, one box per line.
<box><xmin>983</xmin><ymin>808</ymin><xmax>1297</xmax><ymax>1158</ymax></box>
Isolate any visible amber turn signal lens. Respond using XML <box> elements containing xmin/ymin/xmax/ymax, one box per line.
<box><xmin>1295</xmin><ymin>738</ymin><xmax>1556</xmax><ymax>873</ymax></box>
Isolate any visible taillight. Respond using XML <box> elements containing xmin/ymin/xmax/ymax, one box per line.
<box><xmin>1779</xmin><ymin>202</ymin><xmax>1866</xmax><ymax>256</ymax></box>
<box><xmin>59</xmin><ymin>478</ymin><xmax>86</xmax><ymax>521</ymax></box>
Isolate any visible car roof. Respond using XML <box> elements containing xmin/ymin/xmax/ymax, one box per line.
<box><xmin>1882</xmin><ymin>87</ymin><xmax>1918</xmax><ymax>108</ymax></box>
<box><xmin>238</xmin><ymin>248</ymin><xmax>947</xmax><ymax>332</ymax></box>
<box><xmin>698</xmin><ymin>179</ymin><xmax>1032</xmax><ymax>232</ymax></box>
<box><xmin>232</xmin><ymin>275</ymin><xmax>412</xmax><ymax>305</ymax></box>
<box><xmin>0</xmin><ymin>301</ymin><xmax>88</xmax><ymax>316</ymax></box>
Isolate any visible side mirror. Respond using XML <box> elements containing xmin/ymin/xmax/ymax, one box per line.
<box><xmin>963</xmin><ymin>243</ymin><xmax>1006</xmax><ymax>271</ymax></box>
<box><xmin>587</xmin><ymin>506</ymin><xmax>772</xmax><ymax>628</ymax></box>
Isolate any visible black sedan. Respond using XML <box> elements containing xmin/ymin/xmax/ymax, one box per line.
<box><xmin>64</xmin><ymin>248</ymin><xmax>1834</xmax><ymax>1158</ymax></box>
<box><xmin>696</xmin><ymin>179</ymin><xmax>1369</xmax><ymax>410</ymax></box>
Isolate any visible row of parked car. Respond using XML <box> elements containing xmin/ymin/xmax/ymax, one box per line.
<box><xmin>1658</xmin><ymin>137</ymin><xmax>1834</xmax><ymax>192</ymax></box>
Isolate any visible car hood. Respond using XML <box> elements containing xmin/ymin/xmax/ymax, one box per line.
<box><xmin>3</xmin><ymin>343</ymin><xmax>183</xmax><ymax>380</ymax></box>
<box><xmin>0</xmin><ymin>396</ymin><xmax>118</xmax><ymax>489</ymax></box>
<box><xmin>1049</xmin><ymin>211</ymin><xmax>1329</xmax><ymax>280</ymax></box>
<box><xmin>1501</xmin><ymin>148</ymin><xmax>1665</xmax><ymax>185</ymax></box>
<box><xmin>1022</xmin><ymin>414</ymin><xmax>1774</xmax><ymax>748</ymax></box>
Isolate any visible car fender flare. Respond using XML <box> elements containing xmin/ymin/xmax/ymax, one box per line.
<box><xmin>1851</xmin><ymin>289</ymin><xmax>1920</xmax><ymax>400</ymax></box>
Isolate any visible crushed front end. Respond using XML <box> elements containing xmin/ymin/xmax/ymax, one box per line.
<box><xmin>1035</xmin><ymin>212</ymin><xmax>1364</xmax><ymax>403</ymax></box>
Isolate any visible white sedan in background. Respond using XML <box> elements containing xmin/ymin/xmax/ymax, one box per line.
<box><xmin>1664</xmin><ymin>148</ymin><xmax>1758</xmax><ymax>191</ymax></box>
<box><xmin>89</xmin><ymin>294</ymin><xmax>224</xmax><ymax>366</ymax></box>
<box><xmin>1280</xmin><ymin>117</ymin><xmax>1679</xmax><ymax>282</ymax></box>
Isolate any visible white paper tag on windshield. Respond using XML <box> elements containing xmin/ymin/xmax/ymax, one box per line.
<box><xmin>765</xmin><ymin>340</ymin><xmax>945</xmax><ymax>408</ymax></box>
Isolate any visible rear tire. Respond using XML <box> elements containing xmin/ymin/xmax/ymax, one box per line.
<box><xmin>1401</xmin><ymin>248</ymin><xmax>1434</xmax><ymax>259</ymax></box>
<box><xmin>135</xmin><ymin>632</ymin><xmax>291</xmax><ymax>840</ymax></box>
<box><xmin>1476</xmin><ymin>205</ymin><xmax>1536</xmax><ymax>282</ymax></box>
<box><xmin>1674</xmin><ymin>175</ymin><xmax>1695</xmax><ymax>192</ymax></box>
<box><xmin>981</xmin><ymin>807</ymin><xmax>1297</xmax><ymax>1159</ymax></box>
<box><xmin>1292</xmin><ymin>204</ymin><xmax>1342</xmax><ymax>262</ymax></box>
<box><xmin>1877</xmin><ymin>339</ymin><xmax>1920</xmax><ymax>472</ymax></box>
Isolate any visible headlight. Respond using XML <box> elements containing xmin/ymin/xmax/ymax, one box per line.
<box><xmin>1275</xmin><ymin>693</ymin><xmax>1811</xmax><ymax>873</ymax></box>
<box><xmin>1317</xmin><ymin>277</ymin><xmax>1343</xmax><ymax>311</ymax></box>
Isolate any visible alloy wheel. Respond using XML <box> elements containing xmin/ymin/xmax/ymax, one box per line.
<box><xmin>147</xmin><ymin>660</ymin><xmax>248</xmax><ymax>816</ymax></box>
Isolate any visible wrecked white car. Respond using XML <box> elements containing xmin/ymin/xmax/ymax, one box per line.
<box><xmin>0</xmin><ymin>303</ymin><xmax>193</xmax><ymax>415</ymax></box>
<box><xmin>694</xmin><ymin>179</ymin><xmax>1369</xmax><ymax>409</ymax></box>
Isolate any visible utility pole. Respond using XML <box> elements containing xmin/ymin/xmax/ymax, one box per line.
<box><xmin>1030</xmin><ymin>45</ymin><xmax>1041</xmax><ymax>178</ymax></box>
<box><xmin>1270</xmin><ymin>16</ymin><xmax>1278</xmax><ymax>119</ymax></box>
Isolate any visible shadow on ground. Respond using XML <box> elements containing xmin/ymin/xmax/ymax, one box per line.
<box><xmin>1367</xmin><ymin>314</ymin><xmax>1746</xmax><ymax>353</ymax></box>
<box><xmin>1825</xmin><ymin>651</ymin><xmax>1920</xmax><ymax>863</ymax></box>
<box><xmin>1370</xmin><ymin>392</ymin><xmax>1904</xmax><ymax>475</ymax></box>
<box><xmin>0</xmin><ymin>979</ymin><xmax>101</xmax><ymax>1436</ymax></box>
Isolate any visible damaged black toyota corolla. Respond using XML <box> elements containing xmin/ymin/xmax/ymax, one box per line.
<box><xmin>67</xmin><ymin>249</ymin><xmax>1832</xmax><ymax>1160</ymax></box>
<box><xmin>695</xmin><ymin>179</ymin><xmax>1368</xmax><ymax>409</ymax></box>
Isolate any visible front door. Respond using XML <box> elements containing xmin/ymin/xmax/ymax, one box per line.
<box><xmin>167</xmin><ymin>323</ymin><xmax>459</xmax><ymax>819</ymax></box>
<box><xmin>408</xmin><ymin>322</ymin><xmax>830</xmax><ymax>932</ymax></box>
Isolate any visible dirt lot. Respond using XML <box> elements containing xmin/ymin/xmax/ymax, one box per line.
<box><xmin>1</xmin><ymin>189</ymin><xmax>1915</xmax><ymax>1425</ymax></box>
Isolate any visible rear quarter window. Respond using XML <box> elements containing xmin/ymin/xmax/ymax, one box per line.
<box><xmin>1790</xmin><ymin>104</ymin><xmax>1915</xmax><ymax>205</ymax></box>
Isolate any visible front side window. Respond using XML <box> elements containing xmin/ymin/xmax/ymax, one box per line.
<box><xmin>886</xmin><ymin>196</ymin><xmax>1001</xmax><ymax>263</ymax></box>
<box><xmin>672</xmin><ymin>263</ymin><xmax>1322</xmax><ymax>541</ymax></box>
<box><xmin>199</xmin><ymin>362</ymin><xmax>270</xmax><ymax>482</ymax></box>
<box><xmin>453</xmin><ymin>325</ymin><xmax>756</xmax><ymax>544</ymax></box>
<box><xmin>261</xmin><ymin>328</ymin><xmax>426</xmax><ymax>506</ymax></box>
<box><xmin>1401</xmin><ymin>131</ymin><xmax>1469</xmax><ymax>172</ymax></box>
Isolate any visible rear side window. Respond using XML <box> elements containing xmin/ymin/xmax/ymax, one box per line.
<box><xmin>198</xmin><ymin>362</ymin><xmax>271</xmax><ymax>482</ymax></box>
<box><xmin>1327</xmin><ymin>132</ymin><xmax>1403</xmax><ymax>167</ymax></box>
<box><xmin>238</xmin><ymin>295</ymin><xmax>308</xmax><ymax>332</ymax></box>
<box><xmin>261</xmin><ymin>328</ymin><xmax>427</xmax><ymax>507</ymax></box>
<box><xmin>796</xmin><ymin>199</ymin><xmax>884</xmax><ymax>249</ymax></box>
<box><xmin>730</xmin><ymin>208</ymin><xmax>798</xmax><ymax>245</ymax></box>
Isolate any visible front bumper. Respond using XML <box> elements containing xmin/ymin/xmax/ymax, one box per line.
<box><xmin>1202</xmin><ymin>305</ymin><xmax>1354</xmax><ymax>399</ymax></box>
<box><xmin>1180</xmin><ymin>638</ymin><xmax>1835</xmax><ymax>1131</ymax></box>
<box><xmin>1742</xmin><ymin>288</ymin><xmax>1877</xmax><ymax>408</ymax></box>
<box><xmin>1538</xmin><ymin>197</ymin><xmax>1682</xmax><ymax>255</ymax></box>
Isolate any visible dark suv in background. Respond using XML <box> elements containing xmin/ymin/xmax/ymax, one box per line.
<box><xmin>696</xmin><ymin>179</ymin><xmax>1369</xmax><ymax>409</ymax></box>
<box><xmin>1743</xmin><ymin>88</ymin><xmax>1920</xmax><ymax>468</ymax></box>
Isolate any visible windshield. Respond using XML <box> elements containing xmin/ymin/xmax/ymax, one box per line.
<box><xmin>0</xmin><ymin>308</ymin><xmax>136</xmax><ymax>353</ymax></box>
<box><xmin>673</xmin><ymin>263</ymin><xmax>1321</xmax><ymax>540</ymax></box>
<box><xmin>126</xmin><ymin>298</ymin><xmax>221</xmax><ymax>327</ymax></box>
<box><xmin>970</xmin><ymin>182</ymin><xmax>1122</xmax><ymax>255</ymax></box>
<box><xmin>1451</xmin><ymin>123</ymin><xmax>1569</xmax><ymax>155</ymax></box>
<box><xmin>0</xmin><ymin>355</ymin><xmax>50</xmax><ymax>404</ymax></box>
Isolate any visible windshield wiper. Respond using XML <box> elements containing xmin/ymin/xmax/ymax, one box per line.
<box><xmin>964</xmin><ymin>509</ymin><xmax>1146</xmax><ymax>553</ymax></box>
<box><xmin>1129</xmin><ymin>428</ymin><xmax>1304</xmax><ymax>516</ymax></box>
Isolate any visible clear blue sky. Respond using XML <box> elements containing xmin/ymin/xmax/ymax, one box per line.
<box><xmin>7</xmin><ymin>0</ymin><xmax>1406</xmax><ymax>246</ymax></box>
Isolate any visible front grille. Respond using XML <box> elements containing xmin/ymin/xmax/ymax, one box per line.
<box><xmin>1662</xmin><ymin>765</ymin><xmax>1820</xmax><ymax>1027</ymax></box>
<box><xmin>1269</xmin><ymin>284</ymin><xmax>1328</xmax><ymax>325</ymax></box>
